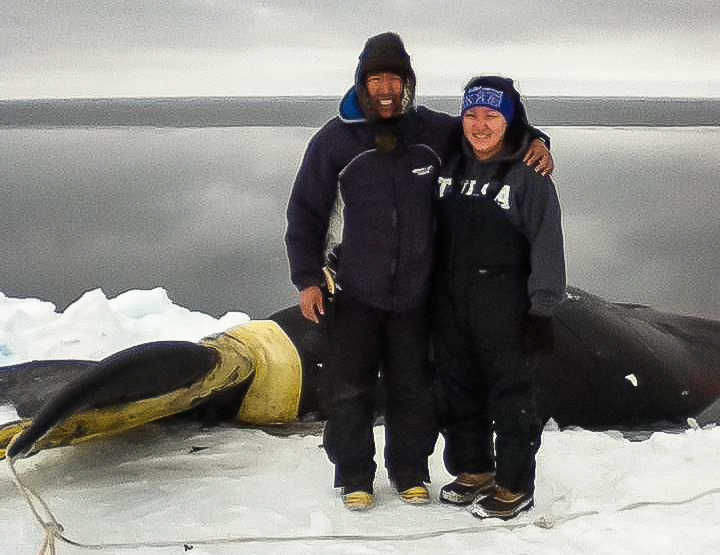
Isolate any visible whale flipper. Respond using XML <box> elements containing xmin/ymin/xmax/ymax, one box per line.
<box><xmin>4</xmin><ymin>341</ymin><xmax>218</xmax><ymax>459</ymax></box>
<box><xmin>1</xmin><ymin>359</ymin><xmax>99</xmax><ymax>418</ymax></box>
<box><xmin>1</xmin><ymin>321</ymin><xmax>303</xmax><ymax>460</ymax></box>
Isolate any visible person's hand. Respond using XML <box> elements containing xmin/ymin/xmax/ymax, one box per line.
<box><xmin>523</xmin><ymin>314</ymin><xmax>555</xmax><ymax>353</ymax></box>
<box><xmin>524</xmin><ymin>139</ymin><xmax>554</xmax><ymax>177</ymax></box>
<box><xmin>300</xmin><ymin>286</ymin><xmax>324</xmax><ymax>323</ymax></box>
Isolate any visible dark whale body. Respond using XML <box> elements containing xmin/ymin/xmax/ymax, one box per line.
<box><xmin>269</xmin><ymin>287</ymin><xmax>720</xmax><ymax>431</ymax></box>
<box><xmin>2</xmin><ymin>286</ymin><xmax>718</xmax><ymax>459</ymax></box>
<box><xmin>534</xmin><ymin>288</ymin><xmax>720</xmax><ymax>429</ymax></box>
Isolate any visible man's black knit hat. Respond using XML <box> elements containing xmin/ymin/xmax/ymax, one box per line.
<box><xmin>355</xmin><ymin>32</ymin><xmax>415</xmax><ymax>86</ymax></box>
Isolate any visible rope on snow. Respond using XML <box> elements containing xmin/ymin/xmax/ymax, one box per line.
<box><xmin>7</xmin><ymin>433</ymin><xmax>720</xmax><ymax>554</ymax></box>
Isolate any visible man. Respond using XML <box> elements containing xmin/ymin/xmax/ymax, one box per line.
<box><xmin>285</xmin><ymin>32</ymin><xmax>552</xmax><ymax>511</ymax></box>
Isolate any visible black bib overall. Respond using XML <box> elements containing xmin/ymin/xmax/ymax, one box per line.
<box><xmin>433</xmin><ymin>153</ymin><xmax>542</xmax><ymax>494</ymax></box>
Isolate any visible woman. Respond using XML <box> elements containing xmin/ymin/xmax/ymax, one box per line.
<box><xmin>433</xmin><ymin>76</ymin><xmax>566</xmax><ymax>520</ymax></box>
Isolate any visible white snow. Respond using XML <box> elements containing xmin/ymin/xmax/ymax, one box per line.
<box><xmin>2</xmin><ymin>289</ymin><xmax>719</xmax><ymax>555</ymax></box>
<box><xmin>0</xmin><ymin>288</ymin><xmax>249</xmax><ymax>366</ymax></box>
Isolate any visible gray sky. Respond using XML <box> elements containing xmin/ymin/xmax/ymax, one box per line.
<box><xmin>1</xmin><ymin>1</ymin><xmax>718</xmax><ymax>99</ymax></box>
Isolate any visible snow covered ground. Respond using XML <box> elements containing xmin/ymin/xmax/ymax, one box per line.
<box><xmin>2</xmin><ymin>289</ymin><xmax>719</xmax><ymax>554</ymax></box>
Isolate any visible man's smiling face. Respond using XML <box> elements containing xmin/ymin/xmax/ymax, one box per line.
<box><xmin>365</xmin><ymin>71</ymin><xmax>404</xmax><ymax>119</ymax></box>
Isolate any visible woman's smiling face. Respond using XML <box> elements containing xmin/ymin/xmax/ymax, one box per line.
<box><xmin>463</xmin><ymin>106</ymin><xmax>508</xmax><ymax>160</ymax></box>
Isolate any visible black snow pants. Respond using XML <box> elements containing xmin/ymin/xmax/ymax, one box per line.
<box><xmin>433</xmin><ymin>274</ymin><xmax>543</xmax><ymax>495</ymax></box>
<box><xmin>322</xmin><ymin>293</ymin><xmax>438</xmax><ymax>493</ymax></box>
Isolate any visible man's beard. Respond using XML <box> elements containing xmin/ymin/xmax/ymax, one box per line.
<box><xmin>367</xmin><ymin>94</ymin><xmax>403</xmax><ymax>119</ymax></box>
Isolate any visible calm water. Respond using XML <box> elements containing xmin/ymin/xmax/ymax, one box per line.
<box><xmin>2</xmin><ymin>97</ymin><xmax>719</xmax><ymax>127</ymax></box>
<box><xmin>1</xmin><ymin>126</ymin><xmax>719</xmax><ymax>319</ymax></box>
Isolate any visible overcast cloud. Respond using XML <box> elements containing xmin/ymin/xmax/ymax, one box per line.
<box><xmin>1</xmin><ymin>1</ymin><xmax>718</xmax><ymax>98</ymax></box>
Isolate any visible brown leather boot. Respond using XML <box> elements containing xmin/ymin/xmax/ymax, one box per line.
<box><xmin>468</xmin><ymin>485</ymin><xmax>534</xmax><ymax>520</ymax></box>
<box><xmin>439</xmin><ymin>472</ymin><xmax>495</xmax><ymax>505</ymax></box>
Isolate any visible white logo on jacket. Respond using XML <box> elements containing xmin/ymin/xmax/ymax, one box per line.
<box><xmin>437</xmin><ymin>176</ymin><xmax>511</xmax><ymax>209</ymax></box>
<box><xmin>438</xmin><ymin>177</ymin><xmax>453</xmax><ymax>197</ymax></box>
<box><xmin>412</xmin><ymin>165</ymin><xmax>434</xmax><ymax>176</ymax></box>
<box><xmin>460</xmin><ymin>179</ymin><xmax>476</xmax><ymax>195</ymax></box>
<box><xmin>494</xmin><ymin>185</ymin><xmax>511</xmax><ymax>209</ymax></box>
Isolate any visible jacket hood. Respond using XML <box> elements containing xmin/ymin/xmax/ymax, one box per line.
<box><xmin>338</xmin><ymin>86</ymin><xmax>366</xmax><ymax>122</ymax></box>
<box><xmin>350</xmin><ymin>32</ymin><xmax>416</xmax><ymax>121</ymax></box>
<box><xmin>354</xmin><ymin>32</ymin><xmax>415</xmax><ymax>88</ymax></box>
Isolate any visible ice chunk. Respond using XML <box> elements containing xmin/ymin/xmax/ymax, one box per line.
<box><xmin>108</xmin><ymin>287</ymin><xmax>173</xmax><ymax>319</ymax></box>
<box><xmin>0</xmin><ymin>404</ymin><xmax>19</xmax><ymax>426</ymax></box>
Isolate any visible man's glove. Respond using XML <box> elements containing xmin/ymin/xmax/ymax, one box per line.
<box><xmin>523</xmin><ymin>314</ymin><xmax>555</xmax><ymax>353</ymax></box>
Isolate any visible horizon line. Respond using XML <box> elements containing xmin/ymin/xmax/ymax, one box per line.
<box><xmin>2</xmin><ymin>94</ymin><xmax>719</xmax><ymax>103</ymax></box>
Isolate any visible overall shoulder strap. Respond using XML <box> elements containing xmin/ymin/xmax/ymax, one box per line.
<box><xmin>483</xmin><ymin>160</ymin><xmax>514</xmax><ymax>198</ymax></box>
<box><xmin>440</xmin><ymin>151</ymin><xmax>464</xmax><ymax>178</ymax></box>
<box><xmin>437</xmin><ymin>152</ymin><xmax>465</xmax><ymax>198</ymax></box>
